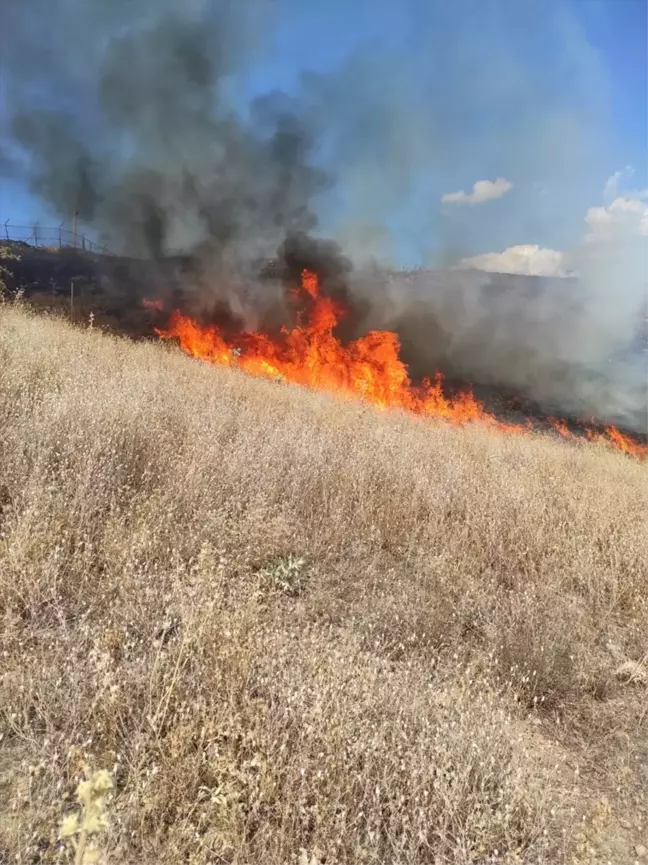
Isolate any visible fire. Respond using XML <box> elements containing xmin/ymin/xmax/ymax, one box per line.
<box><xmin>149</xmin><ymin>270</ymin><xmax>647</xmax><ymax>458</ymax></box>
<box><xmin>142</xmin><ymin>297</ymin><xmax>164</xmax><ymax>312</ymax></box>
<box><xmin>583</xmin><ymin>424</ymin><xmax>648</xmax><ymax>459</ymax></box>
<box><xmin>154</xmin><ymin>269</ymin><xmax>490</xmax><ymax>423</ymax></box>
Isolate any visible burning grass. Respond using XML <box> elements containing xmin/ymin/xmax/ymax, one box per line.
<box><xmin>150</xmin><ymin>269</ymin><xmax>647</xmax><ymax>459</ymax></box>
<box><xmin>0</xmin><ymin>304</ymin><xmax>646</xmax><ymax>864</ymax></box>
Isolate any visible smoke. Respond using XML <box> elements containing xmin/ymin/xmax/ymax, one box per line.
<box><xmin>3</xmin><ymin>0</ymin><xmax>327</xmax><ymax>268</ymax></box>
<box><xmin>351</xmin><ymin>267</ymin><xmax>647</xmax><ymax>432</ymax></box>
<box><xmin>3</xmin><ymin>0</ymin><xmax>646</xmax><ymax>431</ymax></box>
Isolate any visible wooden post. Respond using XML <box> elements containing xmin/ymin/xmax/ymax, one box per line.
<box><xmin>70</xmin><ymin>281</ymin><xmax>74</xmax><ymax>319</ymax></box>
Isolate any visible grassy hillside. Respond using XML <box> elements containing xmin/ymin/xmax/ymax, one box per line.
<box><xmin>0</xmin><ymin>304</ymin><xmax>646</xmax><ymax>864</ymax></box>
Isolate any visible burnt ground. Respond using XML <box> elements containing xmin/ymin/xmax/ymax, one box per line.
<box><xmin>2</xmin><ymin>240</ymin><xmax>646</xmax><ymax>445</ymax></box>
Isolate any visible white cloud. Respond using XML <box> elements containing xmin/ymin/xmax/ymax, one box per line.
<box><xmin>456</xmin><ymin>244</ymin><xmax>567</xmax><ymax>277</ymax></box>
<box><xmin>602</xmin><ymin>165</ymin><xmax>634</xmax><ymax>203</ymax></box>
<box><xmin>595</xmin><ymin>166</ymin><xmax>647</xmax><ymax>240</ymax></box>
<box><xmin>584</xmin><ymin>193</ymin><xmax>648</xmax><ymax>243</ymax></box>
<box><xmin>441</xmin><ymin>177</ymin><xmax>513</xmax><ymax>205</ymax></box>
<box><xmin>451</xmin><ymin>170</ymin><xmax>646</xmax><ymax>279</ymax></box>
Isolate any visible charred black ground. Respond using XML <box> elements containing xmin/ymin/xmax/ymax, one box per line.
<box><xmin>3</xmin><ymin>239</ymin><xmax>646</xmax><ymax>444</ymax></box>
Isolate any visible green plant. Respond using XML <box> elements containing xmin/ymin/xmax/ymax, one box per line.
<box><xmin>259</xmin><ymin>554</ymin><xmax>307</xmax><ymax>596</ymax></box>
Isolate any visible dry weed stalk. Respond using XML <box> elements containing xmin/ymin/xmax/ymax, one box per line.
<box><xmin>0</xmin><ymin>305</ymin><xmax>645</xmax><ymax>864</ymax></box>
<box><xmin>59</xmin><ymin>769</ymin><xmax>113</xmax><ymax>865</ymax></box>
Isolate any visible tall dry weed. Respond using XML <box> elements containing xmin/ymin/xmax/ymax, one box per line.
<box><xmin>0</xmin><ymin>304</ymin><xmax>646</xmax><ymax>863</ymax></box>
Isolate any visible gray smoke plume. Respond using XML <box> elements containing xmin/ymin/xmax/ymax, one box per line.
<box><xmin>2</xmin><ymin>0</ymin><xmax>646</xmax><ymax>432</ymax></box>
<box><xmin>350</xmin><ymin>267</ymin><xmax>647</xmax><ymax>432</ymax></box>
<box><xmin>3</xmin><ymin>0</ymin><xmax>327</xmax><ymax>267</ymax></box>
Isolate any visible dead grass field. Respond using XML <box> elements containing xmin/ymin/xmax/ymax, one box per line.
<box><xmin>0</xmin><ymin>304</ymin><xmax>646</xmax><ymax>864</ymax></box>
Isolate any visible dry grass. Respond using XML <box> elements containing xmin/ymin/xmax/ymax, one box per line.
<box><xmin>0</xmin><ymin>304</ymin><xmax>646</xmax><ymax>864</ymax></box>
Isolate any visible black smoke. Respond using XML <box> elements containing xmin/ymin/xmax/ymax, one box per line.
<box><xmin>2</xmin><ymin>0</ymin><xmax>646</xmax><ymax>433</ymax></box>
<box><xmin>3</xmin><ymin>1</ymin><xmax>328</xmax><ymax>266</ymax></box>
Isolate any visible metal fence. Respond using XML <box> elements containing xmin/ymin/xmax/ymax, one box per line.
<box><xmin>2</xmin><ymin>221</ymin><xmax>114</xmax><ymax>255</ymax></box>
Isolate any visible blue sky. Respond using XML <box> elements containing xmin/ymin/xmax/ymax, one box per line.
<box><xmin>2</xmin><ymin>0</ymin><xmax>646</xmax><ymax>268</ymax></box>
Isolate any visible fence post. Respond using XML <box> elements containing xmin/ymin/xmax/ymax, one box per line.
<box><xmin>0</xmin><ymin>222</ymin><xmax>112</xmax><ymax>256</ymax></box>
<box><xmin>70</xmin><ymin>281</ymin><xmax>74</xmax><ymax>319</ymax></box>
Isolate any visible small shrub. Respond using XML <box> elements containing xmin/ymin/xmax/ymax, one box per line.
<box><xmin>259</xmin><ymin>554</ymin><xmax>308</xmax><ymax>596</ymax></box>
<box><xmin>59</xmin><ymin>769</ymin><xmax>113</xmax><ymax>865</ymax></box>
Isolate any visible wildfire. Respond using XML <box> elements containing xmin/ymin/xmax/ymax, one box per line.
<box><xmin>142</xmin><ymin>297</ymin><xmax>165</xmax><ymax>312</ymax></box>
<box><xmin>150</xmin><ymin>269</ymin><xmax>647</xmax><ymax>458</ymax></box>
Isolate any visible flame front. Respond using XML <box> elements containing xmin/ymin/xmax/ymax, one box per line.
<box><xmin>156</xmin><ymin>270</ymin><xmax>487</xmax><ymax>422</ymax></box>
<box><xmin>153</xmin><ymin>270</ymin><xmax>647</xmax><ymax>458</ymax></box>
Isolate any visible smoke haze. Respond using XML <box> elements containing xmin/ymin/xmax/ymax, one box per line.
<box><xmin>2</xmin><ymin>0</ymin><xmax>646</xmax><ymax>431</ymax></box>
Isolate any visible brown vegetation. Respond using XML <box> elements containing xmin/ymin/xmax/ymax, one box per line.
<box><xmin>0</xmin><ymin>304</ymin><xmax>646</xmax><ymax>864</ymax></box>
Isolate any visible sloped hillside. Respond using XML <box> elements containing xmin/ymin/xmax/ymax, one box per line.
<box><xmin>0</xmin><ymin>305</ymin><xmax>646</xmax><ymax>864</ymax></box>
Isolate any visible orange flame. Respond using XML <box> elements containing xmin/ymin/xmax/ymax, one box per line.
<box><xmin>583</xmin><ymin>424</ymin><xmax>648</xmax><ymax>459</ymax></box>
<box><xmin>154</xmin><ymin>269</ymin><xmax>647</xmax><ymax>458</ymax></box>
<box><xmin>142</xmin><ymin>297</ymin><xmax>165</xmax><ymax>312</ymax></box>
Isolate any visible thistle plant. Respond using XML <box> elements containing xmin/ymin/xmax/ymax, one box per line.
<box><xmin>0</xmin><ymin>244</ymin><xmax>20</xmax><ymax>295</ymax></box>
<box><xmin>59</xmin><ymin>769</ymin><xmax>114</xmax><ymax>865</ymax></box>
